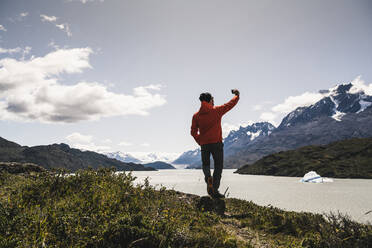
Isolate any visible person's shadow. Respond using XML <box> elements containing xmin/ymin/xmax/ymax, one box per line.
<box><xmin>196</xmin><ymin>196</ymin><xmax>226</xmax><ymax>216</ymax></box>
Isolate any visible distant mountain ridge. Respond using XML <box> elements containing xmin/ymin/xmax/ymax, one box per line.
<box><xmin>172</xmin><ymin>149</ymin><xmax>201</xmax><ymax>167</ymax></box>
<box><xmin>0</xmin><ymin>137</ymin><xmax>153</xmax><ymax>172</ymax></box>
<box><xmin>105</xmin><ymin>151</ymin><xmax>142</xmax><ymax>163</ymax></box>
<box><xmin>174</xmin><ymin>80</ymin><xmax>372</xmax><ymax>169</ymax></box>
<box><xmin>104</xmin><ymin>151</ymin><xmax>180</xmax><ymax>164</ymax></box>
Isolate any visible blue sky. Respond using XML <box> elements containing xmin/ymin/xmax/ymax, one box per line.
<box><xmin>0</xmin><ymin>0</ymin><xmax>372</xmax><ymax>156</ymax></box>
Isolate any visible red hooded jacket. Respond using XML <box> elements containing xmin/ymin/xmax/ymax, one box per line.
<box><xmin>191</xmin><ymin>95</ymin><xmax>239</xmax><ymax>145</ymax></box>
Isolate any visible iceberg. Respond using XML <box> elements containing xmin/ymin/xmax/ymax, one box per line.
<box><xmin>300</xmin><ymin>171</ymin><xmax>333</xmax><ymax>183</ymax></box>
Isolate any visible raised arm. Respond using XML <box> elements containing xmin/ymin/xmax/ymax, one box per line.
<box><xmin>190</xmin><ymin>114</ymin><xmax>200</xmax><ymax>145</ymax></box>
<box><xmin>215</xmin><ymin>94</ymin><xmax>240</xmax><ymax>116</ymax></box>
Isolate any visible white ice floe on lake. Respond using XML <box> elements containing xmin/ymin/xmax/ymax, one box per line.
<box><xmin>300</xmin><ymin>171</ymin><xmax>333</xmax><ymax>183</ymax></box>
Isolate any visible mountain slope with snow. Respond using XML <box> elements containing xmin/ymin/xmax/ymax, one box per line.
<box><xmin>105</xmin><ymin>152</ymin><xmax>142</xmax><ymax>163</ymax></box>
<box><xmin>172</xmin><ymin>148</ymin><xmax>201</xmax><ymax>167</ymax></box>
<box><xmin>278</xmin><ymin>83</ymin><xmax>372</xmax><ymax>129</ymax></box>
<box><xmin>224</xmin><ymin>122</ymin><xmax>275</xmax><ymax>156</ymax></box>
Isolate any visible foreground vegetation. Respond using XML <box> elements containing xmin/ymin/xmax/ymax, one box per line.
<box><xmin>236</xmin><ymin>137</ymin><xmax>372</xmax><ymax>178</ymax></box>
<box><xmin>0</xmin><ymin>168</ymin><xmax>371</xmax><ymax>247</ymax></box>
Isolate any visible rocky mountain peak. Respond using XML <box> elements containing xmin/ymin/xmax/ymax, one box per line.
<box><xmin>279</xmin><ymin>81</ymin><xmax>372</xmax><ymax>129</ymax></box>
<box><xmin>330</xmin><ymin>83</ymin><xmax>353</xmax><ymax>95</ymax></box>
<box><xmin>224</xmin><ymin>122</ymin><xmax>275</xmax><ymax>147</ymax></box>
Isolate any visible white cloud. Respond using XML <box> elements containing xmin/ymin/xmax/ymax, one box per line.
<box><xmin>0</xmin><ymin>47</ymin><xmax>167</xmax><ymax>123</ymax></box>
<box><xmin>0</xmin><ymin>47</ymin><xmax>22</xmax><ymax>54</ymax></box>
<box><xmin>71</xmin><ymin>143</ymin><xmax>112</xmax><ymax>152</ymax></box>
<box><xmin>21</xmin><ymin>46</ymin><xmax>32</xmax><ymax>59</ymax></box>
<box><xmin>0</xmin><ymin>25</ymin><xmax>7</xmax><ymax>32</ymax></box>
<box><xmin>141</xmin><ymin>143</ymin><xmax>150</xmax><ymax>147</ymax></box>
<box><xmin>40</xmin><ymin>14</ymin><xmax>58</xmax><ymax>22</ymax></box>
<box><xmin>40</xmin><ymin>15</ymin><xmax>72</xmax><ymax>37</ymax></box>
<box><xmin>118</xmin><ymin>141</ymin><xmax>132</xmax><ymax>147</ymax></box>
<box><xmin>349</xmin><ymin>76</ymin><xmax>372</xmax><ymax>96</ymax></box>
<box><xmin>252</xmin><ymin>101</ymin><xmax>272</xmax><ymax>111</ymax></box>
<box><xmin>56</xmin><ymin>23</ymin><xmax>72</xmax><ymax>37</ymax></box>
<box><xmin>8</xmin><ymin>13</ymin><xmax>29</xmax><ymax>22</ymax></box>
<box><xmin>259</xmin><ymin>91</ymin><xmax>323</xmax><ymax>126</ymax></box>
<box><xmin>66</xmin><ymin>132</ymin><xmax>93</xmax><ymax>144</ymax></box>
<box><xmin>259</xmin><ymin>112</ymin><xmax>278</xmax><ymax>126</ymax></box>
<box><xmin>48</xmin><ymin>40</ymin><xmax>60</xmax><ymax>50</ymax></box>
<box><xmin>8</xmin><ymin>12</ymin><xmax>28</xmax><ymax>22</ymax></box>
<box><xmin>271</xmin><ymin>92</ymin><xmax>324</xmax><ymax>114</ymax></box>
<box><xmin>0</xmin><ymin>46</ymin><xmax>32</xmax><ymax>60</ymax></box>
<box><xmin>65</xmin><ymin>132</ymin><xmax>111</xmax><ymax>152</ymax></box>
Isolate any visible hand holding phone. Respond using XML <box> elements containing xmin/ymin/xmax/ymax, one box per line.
<box><xmin>231</xmin><ymin>89</ymin><xmax>240</xmax><ymax>96</ymax></box>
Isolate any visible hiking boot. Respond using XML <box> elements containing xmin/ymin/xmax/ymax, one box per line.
<box><xmin>207</xmin><ymin>177</ymin><xmax>214</xmax><ymax>196</ymax></box>
<box><xmin>212</xmin><ymin>190</ymin><xmax>225</xmax><ymax>199</ymax></box>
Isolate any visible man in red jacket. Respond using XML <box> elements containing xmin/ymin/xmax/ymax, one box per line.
<box><xmin>191</xmin><ymin>89</ymin><xmax>240</xmax><ymax>198</ymax></box>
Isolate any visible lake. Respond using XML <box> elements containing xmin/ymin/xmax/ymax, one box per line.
<box><xmin>129</xmin><ymin>169</ymin><xmax>372</xmax><ymax>224</ymax></box>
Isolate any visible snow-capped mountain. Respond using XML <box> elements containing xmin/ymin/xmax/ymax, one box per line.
<box><xmin>224</xmin><ymin>122</ymin><xmax>275</xmax><ymax>152</ymax></box>
<box><xmin>172</xmin><ymin>148</ymin><xmax>201</xmax><ymax>166</ymax></box>
<box><xmin>105</xmin><ymin>152</ymin><xmax>142</xmax><ymax>163</ymax></box>
<box><xmin>105</xmin><ymin>151</ymin><xmax>180</xmax><ymax>164</ymax></box>
<box><xmin>278</xmin><ymin>83</ymin><xmax>372</xmax><ymax>129</ymax></box>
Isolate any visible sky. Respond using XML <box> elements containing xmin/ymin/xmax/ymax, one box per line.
<box><xmin>0</xmin><ymin>0</ymin><xmax>372</xmax><ymax>156</ymax></box>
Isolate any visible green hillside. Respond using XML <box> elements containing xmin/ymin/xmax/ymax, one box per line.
<box><xmin>1</xmin><ymin>167</ymin><xmax>371</xmax><ymax>247</ymax></box>
<box><xmin>143</xmin><ymin>161</ymin><xmax>176</xmax><ymax>169</ymax></box>
<box><xmin>236</xmin><ymin>137</ymin><xmax>372</xmax><ymax>178</ymax></box>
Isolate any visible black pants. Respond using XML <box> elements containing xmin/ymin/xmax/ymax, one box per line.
<box><xmin>201</xmin><ymin>142</ymin><xmax>224</xmax><ymax>191</ymax></box>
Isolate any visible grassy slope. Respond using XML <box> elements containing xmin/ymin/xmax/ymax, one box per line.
<box><xmin>236</xmin><ymin>137</ymin><xmax>372</xmax><ymax>178</ymax></box>
<box><xmin>0</xmin><ymin>169</ymin><xmax>371</xmax><ymax>248</ymax></box>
